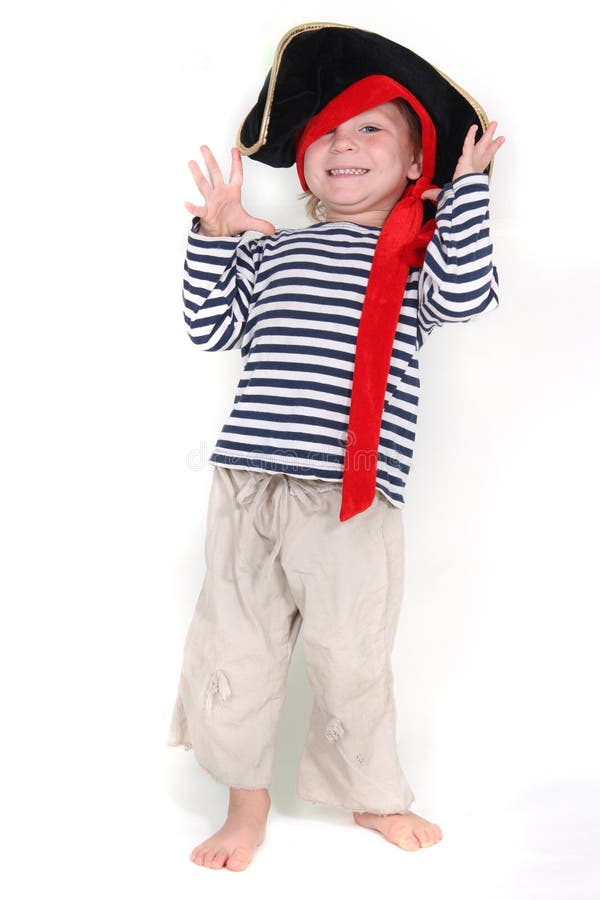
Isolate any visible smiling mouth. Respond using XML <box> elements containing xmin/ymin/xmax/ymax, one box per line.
<box><xmin>327</xmin><ymin>168</ymin><xmax>370</xmax><ymax>177</ymax></box>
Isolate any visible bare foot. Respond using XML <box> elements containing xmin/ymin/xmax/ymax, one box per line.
<box><xmin>190</xmin><ymin>787</ymin><xmax>271</xmax><ymax>871</ymax></box>
<box><xmin>353</xmin><ymin>809</ymin><xmax>443</xmax><ymax>851</ymax></box>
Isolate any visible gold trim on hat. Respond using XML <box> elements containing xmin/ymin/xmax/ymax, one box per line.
<box><xmin>236</xmin><ymin>22</ymin><xmax>356</xmax><ymax>156</ymax></box>
<box><xmin>236</xmin><ymin>21</ymin><xmax>495</xmax><ymax>182</ymax></box>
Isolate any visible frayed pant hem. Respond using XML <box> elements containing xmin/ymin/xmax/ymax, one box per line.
<box><xmin>296</xmin><ymin>787</ymin><xmax>413</xmax><ymax>816</ymax></box>
<box><xmin>166</xmin><ymin>741</ymin><xmax>272</xmax><ymax>791</ymax></box>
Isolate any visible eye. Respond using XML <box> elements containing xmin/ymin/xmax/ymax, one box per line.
<box><xmin>361</xmin><ymin>126</ymin><xmax>380</xmax><ymax>133</ymax></box>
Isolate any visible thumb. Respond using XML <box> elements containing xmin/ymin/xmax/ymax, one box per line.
<box><xmin>246</xmin><ymin>217</ymin><xmax>276</xmax><ymax>235</ymax></box>
<box><xmin>421</xmin><ymin>188</ymin><xmax>441</xmax><ymax>204</ymax></box>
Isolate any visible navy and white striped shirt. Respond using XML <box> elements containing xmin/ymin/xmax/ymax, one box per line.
<box><xmin>183</xmin><ymin>172</ymin><xmax>499</xmax><ymax>509</ymax></box>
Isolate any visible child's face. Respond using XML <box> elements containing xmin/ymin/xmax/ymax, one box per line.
<box><xmin>303</xmin><ymin>100</ymin><xmax>423</xmax><ymax>226</ymax></box>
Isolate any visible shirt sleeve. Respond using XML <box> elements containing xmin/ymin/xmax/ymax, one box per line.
<box><xmin>182</xmin><ymin>217</ymin><xmax>265</xmax><ymax>351</ymax></box>
<box><xmin>416</xmin><ymin>172</ymin><xmax>500</xmax><ymax>350</ymax></box>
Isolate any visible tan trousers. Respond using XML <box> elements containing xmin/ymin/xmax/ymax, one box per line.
<box><xmin>167</xmin><ymin>464</ymin><xmax>416</xmax><ymax>815</ymax></box>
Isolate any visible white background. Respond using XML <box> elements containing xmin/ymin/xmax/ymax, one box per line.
<box><xmin>2</xmin><ymin>1</ymin><xmax>599</xmax><ymax>897</ymax></box>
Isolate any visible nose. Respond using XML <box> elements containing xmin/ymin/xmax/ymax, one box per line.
<box><xmin>329</xmin><ymin>127</ymin><xmax>357</xmax><ymax>152</ymax></box>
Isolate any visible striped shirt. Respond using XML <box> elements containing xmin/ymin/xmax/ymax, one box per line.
<box><xmin>182</xmin><ymin>172</ymin><xmax>499</xmax><ymax>509</ymax></box>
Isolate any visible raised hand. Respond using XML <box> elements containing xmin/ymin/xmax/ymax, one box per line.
<box><xmin>421</xmin><ymin>120</ymin><xmax>506</xmax><ymax>204</ymax></box>
<box><xmin>452</xmin><ymin>121</ymin><xmax>505</xmax><ymax>181</ymax></box>
<box><xmin>184</xmin><ymin>145</ymin><xmax>276</xmax><ymax>237</ymax></box>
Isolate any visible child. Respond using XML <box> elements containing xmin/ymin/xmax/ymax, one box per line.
<box><xmin>167</xmin><ymin>22</ymin><xmax>505</xmax><ymax>871</ymax></box>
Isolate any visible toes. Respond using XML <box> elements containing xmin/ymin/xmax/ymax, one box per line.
<box><xmin>398</xmin><ymin>834</ymin><xmax>420</xmax><ymax>851</ymax></box>
<box><xmin>190</xmin><ymin>846</ymin><xmax>206</xmax><ymax>865</ymax></box>
<box><xmin>190</xmin><ymin>840</ymin><xmax>209</xmax><ymax>859</ymax></box>
<box><xmin>418</xmin><ymin>825</ymin><xmax>443</xmax><ymax>848</ymax></box>
<box><xmin>389</xmin><ymin>827</ymin><xmax>420</xmax><ymax>850</ymax></box>
<box><xmin>211</xmin><ymin>850</ymin><xmax>228</xmax><ymax>869</ymax></box>
<box><xmin>227</xmin><ymin>847</ymin><xmax>251</xmax><ymax>870</ymax></box>
<box><xmin>424</xmin><ymin>824</ymin><xmax>443</xmax><ymax>844</ymax></box>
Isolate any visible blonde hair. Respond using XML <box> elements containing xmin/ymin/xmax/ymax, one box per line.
<box><xmin>298</xmin><ymin>98</ymin><xmax>423</xmax><ymax>223</ymax></box>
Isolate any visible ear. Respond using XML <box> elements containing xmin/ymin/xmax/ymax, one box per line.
<box><xmin>407</xmin><ymin>147</ymin><xmax>423</xmax><ymax>180</ymax></box>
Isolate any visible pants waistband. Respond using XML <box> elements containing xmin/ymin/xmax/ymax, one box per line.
<box><xmin>234</xmin><ymin>471</ymin><xmax>340</xmax><ymax>577</ymax></box>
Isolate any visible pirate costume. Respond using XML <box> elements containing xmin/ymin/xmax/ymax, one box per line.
<box><xmin>167</xmin><ymin>23</ymin><xmax>499</xmax><ymax>813</ymax></box>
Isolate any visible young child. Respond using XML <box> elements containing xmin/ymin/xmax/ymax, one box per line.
<box><xmin>167</xmin><ymin>23</ymin><xmax>505</xmax><ymax>871</ymax></box>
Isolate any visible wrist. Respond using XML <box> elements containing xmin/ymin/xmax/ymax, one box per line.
<box><xmin>451</xmin><ymin>170</ymin><xmax>489</xmax><ymax>185</ymax></box>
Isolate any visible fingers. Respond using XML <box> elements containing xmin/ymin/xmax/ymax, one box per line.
<box><xmin>188</xmin><ymin>158</ymin><xmax>212</xmax><ymax>200</ymax></box>
<box><xmin>421</xmin><ymin>188</ymin><xmax>441</xmax><ymax>204</ymax></box>
<box><xmin>183</xmin><ymin>200</ymin><xmax>206</xmax><ymax>216</ymax></box>
<box><xmin>188</xmin><ymin>146</ymin><xmax>243</xmax><ymax>203</ymax></box>
<box><xmin>464</xmin><ymin>121</ymin><xmax>497</xmax><ymax>143</ymax></box>
<box><xmin>484</xmin><ymin>121</ymin><xmax>498</xmax><ymax>139</ymax></box>
<box><xmin>478</xmin><ymin>122</ymin><xmax>506</xmax><ymax>164</ymax></box>
<box><xmin>187</xmin><ymin>145</ymin><xmax>225</xmax><ymax>203</ymax></box>
<box><xmin>229</xmin><ymin>148</ymin><xmax>243</xmax><ymax>187</ymax></box>
<box><xmin>463</xmin><ymin>123</ymin><xmax>478</xmax><ymax>149</ymax></box>
<box><xmin>199</xmin><ymin>144</ymin><xmax>224</xmax><ymax>187</ymax></box>
<box><xmin>482</xmin><ymin>122</ymin><xmax>505</xmax><ymax>149</ymax></box>
<box><xmin>247</xmin><ymin>217</ymin><xmax>276</xmax><ymax>235</ymax></box>
<box><xmin>461</xmin><ymin>121</ymin><xmax>506</xmax><ymax>170</ymax></box>
<box><xmin>472</xmin><ymin>121</ymin><xmax>505</xmax><ymax>148</ymax></box>
<box><xmin>489</xmin><ymin>122</ymin><xmax>506</xmax><ymax>151</ymax></box>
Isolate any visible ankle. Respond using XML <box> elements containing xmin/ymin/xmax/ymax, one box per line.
<box><xmin>228</xmin><ymin>787</ymin><xmax>271</xmax><ymax>810</ymax></box>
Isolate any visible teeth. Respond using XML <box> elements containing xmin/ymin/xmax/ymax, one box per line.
<box><xmin>329</xmin><ymin>168</ymin><xmax>368</xmax><ymax>175</ymax></box>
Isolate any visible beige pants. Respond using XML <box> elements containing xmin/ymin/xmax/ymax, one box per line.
<box><xmin>167</xmin><ymin>464</ymin><xmax>416</xmax><ymax>815</ymax></box>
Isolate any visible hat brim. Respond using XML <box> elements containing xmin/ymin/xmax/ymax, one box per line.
<box><xmin>236</xmin><ymin>22</ymin><xmax>493</xmax><ymax>187</ymax></box>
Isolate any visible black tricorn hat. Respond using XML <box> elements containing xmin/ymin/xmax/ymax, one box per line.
<box><xmin>236</xmin><ymin>21</ymin><xmax>493</xmax><ymax>188</ymax></box>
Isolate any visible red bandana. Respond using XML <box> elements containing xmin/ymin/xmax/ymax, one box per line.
<box><xmin>295</xmin><ymin>75</ymin><xmax>440</xmax><ymax>521</ymax></box>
